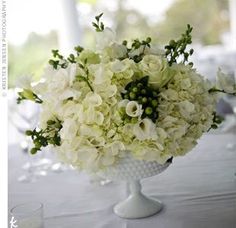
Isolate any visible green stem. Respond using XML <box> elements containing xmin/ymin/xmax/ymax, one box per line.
<box><xmin>209</xmin><ymin>88</ymin><xmax>236</xmax><ymax>96</ymax></box>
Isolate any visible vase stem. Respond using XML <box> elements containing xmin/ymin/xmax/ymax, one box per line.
<box><xmin>129</xmin><ymin>180</ymin><xmax>141</xmax><ymax>194</ymax></box>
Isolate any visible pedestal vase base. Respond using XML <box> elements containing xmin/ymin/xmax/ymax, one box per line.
<box><xmin>113</xmin><ymin>180</ymin><xmax>162</xmax><ymax>219</ymax></box>
<box><xmin>114</xmin><ymin>193</ymin><xmax>162</xmax><ymax>219</ymax></box>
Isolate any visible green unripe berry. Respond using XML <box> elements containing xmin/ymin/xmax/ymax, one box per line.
<box><xmin>132</xmin><ymin>87</ymin><xmax>138</xmax><ymax>93</ymax></box>
<box><xmin>142</xmin><ymin>97</ymin><xmax>148</xmax><ymax>104</ymax></box>
<box><xmin>124</xmin><ymin>94</ymin><xmax>129</xmax><ymax>99</ymax></box>
<box><xmin>124</xmin><ymin>118</ymin><xmax>130</xmax><ymax>124</ymax></box>
<box><xmin>141</xmin><ymin>89</ymin><xmax>146</xmax><ymax>95</ymax></box>
<box><xmin>131</xmin><ymin>118</ymin><xmax>138</xmax><ymax>124</ymax></box>
<box><xmin>137</xmin><ymin>83</ymin><xmax>143</xmax><ymax>88</ymax></box>
<box><xmin>153</xmin><ymin>91</ymin><xmax>158</xmax><ymax>97</ymax></box>
<box><xmin>145</xmin><ymin>107</ymin><xmax>153</xmax><ymax>115</ymax></box>
<box><xmin>119</xmin><ymin>107</ymin><xmax>126</xmax><ymax>115</ymax></box>
<box><xmin>129</xmin><ymin>92</ymin><xmax>136</xmax><ymax>100</ymax></box>
<box><xmin>151</xmin><ymin>100</ymin><xmax>158</xmax><ymax>107</ymax></box>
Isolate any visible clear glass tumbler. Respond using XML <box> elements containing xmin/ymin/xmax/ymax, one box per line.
<box><xmin>10</xmin><ymin>202</ymin><xmax>44</xmax><ymax>228</ymax></box>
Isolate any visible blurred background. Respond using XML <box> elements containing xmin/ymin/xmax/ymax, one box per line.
<box><xmin>8</xmin><ymin>0</ymin><xmax>236</xmax><ymax>87</ymax></box>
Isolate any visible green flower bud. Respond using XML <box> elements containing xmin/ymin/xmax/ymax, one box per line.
<box><xmin>22</xmin><ymin>89</ymin><xmax>34</xmax><ymax>100</ymax></box>
<box><xmin>146</xmin><ymin>37</ymin><xmax>151</xmax><ymax>43</ymax></box>
<box><xmin>25</xmin><ymin>130</ymin><xmax>32</xmax><ymax>136</ymax></box>
<box><xmin>169</xmin><ymin>40</ymin><xmax>176</xmax><ymax>47</ymax></box>
<box><xmin>47</xmin><ymin>120</ymin><xmax>56</xmax><ymax>125</ymax></box>
<box><xmin>122</xmin><ymin>40</ymin><xmax>127</xmax><ymax>46</ymax></box>
<box><xmin>30</xmin><ymin>148</ymin><xmax>38</xmax><ymax>155</ymax></box>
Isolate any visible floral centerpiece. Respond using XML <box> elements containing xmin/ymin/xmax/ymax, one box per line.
<box><xmin>17</xmin><ymin>14</ymin><xmax>236</xmax><ymax>173</ymax></box>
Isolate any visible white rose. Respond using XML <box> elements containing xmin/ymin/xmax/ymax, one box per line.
<box><xmin>139</xmin><ymin>55</ymin><xmax>175</xmax><ymax>89</ymax></box>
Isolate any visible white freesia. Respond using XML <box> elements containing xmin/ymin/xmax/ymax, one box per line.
<box><xmin>83</xmin><ymin>92</ymin><xmax>102</xmax><ymax>107</ymax></box>
<box><xmin>92</xmin><ymin>64</ymin><xmax>113</xmax><ymax>85</ymax></box>
<box><xmin>125</xmin><ymin>101</ymin><xmax>142</xmax><ymax>117</ymax></box>
<box><xmin>133</xmin><ymin>118</ymin><xmax>157</xmax><ymax>140</ymax></box>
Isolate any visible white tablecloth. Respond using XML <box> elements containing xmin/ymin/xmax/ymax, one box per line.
<box><xmin>9</xmin><ymin>133</ymin><xmax>236</xmax><ymax>228</ymax></box>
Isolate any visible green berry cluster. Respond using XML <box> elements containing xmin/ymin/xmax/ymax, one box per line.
<box><xmin>49</xmin><ymin>45</ymin><xmax>84</xmax><ymax>70</ymax></box>
<box><xmin>92</xmin><ymin>13</ymin><xmax>104</xmax><ymax>32</ymax></box>
<box><xmin>165</xmin><ymin>24</ymin><xmax>193</xmax><ymax>66</ymax></box>
<box><xmin>122</xmin><ymin>76</ymin><xmax>159</xmax><ymax>122</ymax></box>
<box><xmin>25</xmin><ymin>118</ymin><xmax>62</xmax><ymax>154</ymax></box>
<box><xmin>121</xmin><ymin>37</ymin><xmax>152</xmax><ymax>63</ymax></box>
<box><xmin>208</xmin><ymin>112</ymin><xmax>224</xmax><ymax>131</ymax></box>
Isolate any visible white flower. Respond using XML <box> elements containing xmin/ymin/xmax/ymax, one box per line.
<box><xmin>139</xmin><ymin>55</ymin><xmax>175</xmax><ymax>89</ymax></box>
<box><xmin>133</xmin><ymin>118</ymin><xmax>157</xmax><ymax>140</ymax></box>
<box><xmin>125</xmin><ymin>101</ymin><xmax>142</xmax><ymax>117</ymax></box>
<box><xmin>47</xmin><ymin>63</ymin><xmax>77</xmax><ymax>93</ymax></box>
<box><xmin>60</xmin><ymin>119</ymin><xmax>78</xmax><ymax>140</ymax></box>
<box><xmin>216</xmin><ymin>69</ymin><xmax>236</xmax><ymax>93</ymax></box>
<box><xmin>83</xmin><ymin>92</ymin><xmax>102</xmax><ymax>107</ymax></box>
<box><xmin>102</xmin><ymin>141</ymin><xmax>125</xmax><ymax>166</ymax></box>
<box><xmin>92</xmin><ymin>64</ymin><xmax>113</xmax><ymax>85</ymax></box>
<box><xmin>108</xmin><ymin>43</ymin><xmax>127</xmax><ymax>59</ymax></box>
<box><xmin>178</xmin><ymin>100</ymin><xmax>195</xmax><ymax>118</ymax></box>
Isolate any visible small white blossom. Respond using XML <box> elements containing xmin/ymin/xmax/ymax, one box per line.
<box><xmin>125</xmin><ymin>101</ymin><xmax>142</xmax><ymax>117</ymax></box>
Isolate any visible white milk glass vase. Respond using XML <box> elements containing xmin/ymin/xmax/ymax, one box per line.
<box><xmin>99</xmin><ymin>152</ymin><xmax>171</xmax><ymax>219</ymax></box>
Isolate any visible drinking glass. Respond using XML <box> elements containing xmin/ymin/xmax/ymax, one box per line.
<box><xmin>10</xmin><ymin>202</ymin><xmax>44</xmax><ymax>228</ymax></box>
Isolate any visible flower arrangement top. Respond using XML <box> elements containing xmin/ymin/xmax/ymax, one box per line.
<box><xmin>18</xmin><ymin>14</ymin><xmax>236</xmax><ymax>172</ymax></box>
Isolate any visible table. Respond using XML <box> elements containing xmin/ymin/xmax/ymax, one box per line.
<box><xmin>8</xmin><ymin>133</ymin><xmax>236</xmax><ymax>228</ymax></box>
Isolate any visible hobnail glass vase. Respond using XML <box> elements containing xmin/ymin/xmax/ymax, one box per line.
<box><xmin>99</xmin><ymin>152</ymin><xmax>171</xmax><ymax>219</ymax></box>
